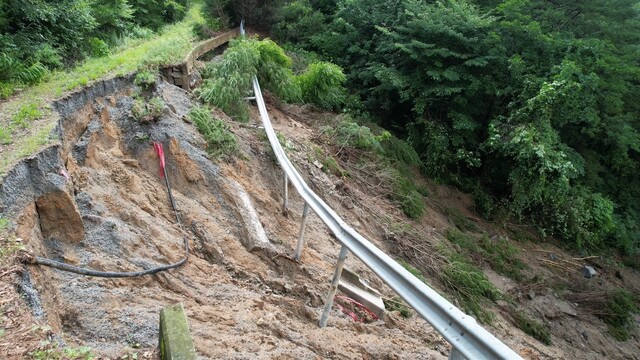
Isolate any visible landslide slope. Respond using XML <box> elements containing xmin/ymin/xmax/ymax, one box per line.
<box><xmin>0</xmin><ymin>74</ymin><xmax>638</xmax><ymax>359</ymax></box>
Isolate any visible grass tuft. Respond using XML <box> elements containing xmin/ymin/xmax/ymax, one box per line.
<box><xmin>446</xmin><ymin>229</ymin><xmax>526</xmax><ymax>280</ymax></box>
<box><xmin>11</xmin><ymin>103</ymin><xmax>43</xmax><ymax>128</ymax></box>
<box><xmin>603</xmin><ymin>290</ymin><xmax>638</xmax><ymax>341</ymax></box>
<box><xmin>441</xmin><ymin>253</ymin><xmax>501</xmax><ymax>324</ymax></box>
<box><xmin>443</xmin><ymin>207</ymin><xmax>480</xmax><ymax>232</ymax></box>
<box><xmin>513</xmin><ymin>310</ymin><xmax>552</xmax><ymax>345</ymax></box>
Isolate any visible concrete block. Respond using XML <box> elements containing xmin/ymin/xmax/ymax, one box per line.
<box><xmin>159</xmin><ymin>303</ymin><xmax>196</xmax><ymax>360</ymax></box>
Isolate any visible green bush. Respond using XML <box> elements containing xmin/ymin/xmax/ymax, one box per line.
<box><xmin>323</xmin><ymin>118</ymin><xmax>383</xmax><ymax>153</ymax></box>
<box><xmin>392</xmin><ymin>171</ymin><xmax>425</xmax><ymax>219</ymax></box>
<box><xmin>296</xmin><ymin>61</ymin><xmax>346</xmax><ymax>110</ymax></box>
<box><xmin>198</xmin><ymin>38</ymin><xmax>261</xmax><ymax>121</ymax></box>
<box><xmin>382</xmin><ymin>136</ymin><xmax>422</xmax><ymax>167</ymax></box>
<box><xmin>188</xmin><ymin>106</ymin><xmax>238</xmax><ymax>159</ymax></box>
<box><xmin>443</xmin><ymin>207</ymin><xmax>480</xmax><ymax>232</ymax></box>
<box><xmin>199</xmin><ymin>37</ymin><xmax>349</xmax><ymax>120</ymax></box>
<box><xmin>0</xmin><ymin>54</ymin><xmax>47</xmax><ymax>85</ymax></box>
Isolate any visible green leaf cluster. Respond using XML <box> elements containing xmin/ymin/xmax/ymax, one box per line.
<box><xmin>198</xmin><ymin>37</ymin><xmax>346</xmax><ymax>120</ymax></box>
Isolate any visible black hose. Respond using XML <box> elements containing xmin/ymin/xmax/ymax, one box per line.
<box><xmin>25</xmin><ymin>152</ymin><xmax>189</xmax><ymax>278</ymax></box>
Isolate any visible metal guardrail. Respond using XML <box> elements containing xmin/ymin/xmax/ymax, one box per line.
<box><xmin>240</xmin><ymin>22</ymin><xmax>523</xmax><ymax>360</ymax></box>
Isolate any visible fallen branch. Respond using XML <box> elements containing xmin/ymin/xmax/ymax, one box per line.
<box><xmin>539</xmin><ymin>258</ymin><xmax>574</xmax><ymax>272</ymax></box>
<box><xmin>573</xmin><ymin>256</ymin><xmax>599</xmax><ymax>261</ymax></box>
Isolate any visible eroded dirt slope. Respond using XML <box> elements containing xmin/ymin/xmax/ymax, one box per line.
<box><xmin>0</xmin><ymin>76</ymin><xmax>638</xmax><ymax>360</ymax></box>
<box><xmin>1</xmin><ymin>78</ymin><xmax>448</xmax><ymax>359</ymax></box>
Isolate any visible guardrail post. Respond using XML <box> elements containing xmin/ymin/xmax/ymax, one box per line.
<box><xmin>294</xmin><ymin>202</ymin><xmax>310</xmax><ymax>260</ymax></box>
<box><xmin>319</xmin><ymin>244</ymin><xmax>349</xmax><ymax>327</ymax></box>
<box><xmin>283</xmin><ymin>172</ymin><xmax>289</xmax><ymax>214</ymax></box>
<box><xmin>448</xmin><ymin>347</ymin><xmax>465</xmax><ymax>360</ymax></box>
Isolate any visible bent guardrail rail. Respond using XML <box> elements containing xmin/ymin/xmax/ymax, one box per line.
<box><xmin>240</xmin><ymin>22</ymin><xmax>523</xmax><ymax>360</ymax></box>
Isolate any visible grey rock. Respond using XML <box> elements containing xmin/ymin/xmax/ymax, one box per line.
<box><xmin>581</xmin><ymin>266</ymin><xmax>597</xmax><ymax>278</ymax></box>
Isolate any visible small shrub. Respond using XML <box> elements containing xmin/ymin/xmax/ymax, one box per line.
<box><xmin>148</xmin><ymin>97</ymin><xmax>164</xmax><ymax>117</ymax></box>
<box><xmin>0</xmin><ymin>82</ymin><xmax>15</xmax><ymax>99</ymax></box>
<box><xmin>322</xmin><ymin>118</ymin><xmax>385</xmax><ymax>154</ymax></box>
<box><xmin>392</xmin><ymin>172</ymin><xmax>425</xmax><ymax>219</ymax></box>
<box><xmin>12</xmin><ymin>103</ymin><xmax>43</xmax><ymax>128</ymax></box>
<box><xmin>296</xmin><ymin>61</ymin><xmax>346</xmax><ymax>110</ymax></box>
<box><xmin>131</xmin><ymin>96</ymin><xmax>164</xmax><ymax>122</ymax></box>
<box><xmin>134</xmin><ymin>69</ymin><xmax>156</xmax><ymax>89</ymax></box>
<box><xmin>381</xmin><ymin>136</ymin><xmax>422</xmax><ymax>167</ymax></box>
<box><xmin>384</xmin><ymin>296</ymin><xmax>411</xmax><ymax>318</ymax></box>
<box><xmin>188</xmin><ymin>106</ymin><xmax>239</xmax><ymax>159</ymax></box>
<box><xmin>88</xmin><ymin>37</ymin><xmax>110</xmax><ymax>57</ymax></box>
<box><xmin>0</xmin><ymin>53</ymin><xmax>47</xmax><ymax>85</ymax></box>
<box><xmin>199</xmin><ymin>38</ymin><xmax>301</xmax><ymax>121</ymax></box>
<box><xmin>513</xmin><ymin>310</ymin><xmax>551</xmax><ymax>345</ymax></box>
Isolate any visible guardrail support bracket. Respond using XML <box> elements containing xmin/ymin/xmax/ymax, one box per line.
<box><xmin>294</xmin><ymin>202</ymin><xmax>311</xmax><ymax>261</ymax></box>
<box><xmin>319</xmin><ymin>244</ymin><xmax>349</xmax><ymax>328</ymax></box>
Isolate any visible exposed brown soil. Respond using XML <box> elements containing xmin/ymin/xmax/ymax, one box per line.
<box><xmin>0</xmin><ymin>77</ymin><xmax>638</xmax><ymax>360</ymax></box>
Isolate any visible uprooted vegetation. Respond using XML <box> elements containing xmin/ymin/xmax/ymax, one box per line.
<box><xmin>197</xmin><ymin>37</ymin><xmax>346</xmax><ymax>122</ymax></box>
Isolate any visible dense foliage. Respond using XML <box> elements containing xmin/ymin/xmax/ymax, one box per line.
<box><xmin>269</xmin><ymin>0</ymin><xmax>640</xmax><ymax>254</ymax></box>
<box><xmin>0</xmin><ymin>0</ymin><xmax>188</xmax><ymax>97</ymax></box>
<box><xmin>198</xmin><ymin>37</ymin><xmax>345</xmax><ymax>120</ymax></box>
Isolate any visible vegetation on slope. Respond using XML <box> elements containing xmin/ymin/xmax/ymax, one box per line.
<box><xmin>252</xmin><ymin>0</ymin><xmax>640</xmax><ymax>257</ymax></box>
<box><xmin>0</xmin><ymin>3</ymin><xmax>210</xmax><ymax>175</ymax></box>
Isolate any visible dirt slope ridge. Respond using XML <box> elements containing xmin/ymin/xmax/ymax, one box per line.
<box><xmin>1</xmin><ymin>78</ymin><xmax>447</xmax><ymax>359</ymax></box>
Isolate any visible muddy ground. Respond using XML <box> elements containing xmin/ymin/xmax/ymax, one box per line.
<box><xmin>0</xmin><ymin>76</ymin><xmax>638</xmax><ymax>359</ymax></box>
